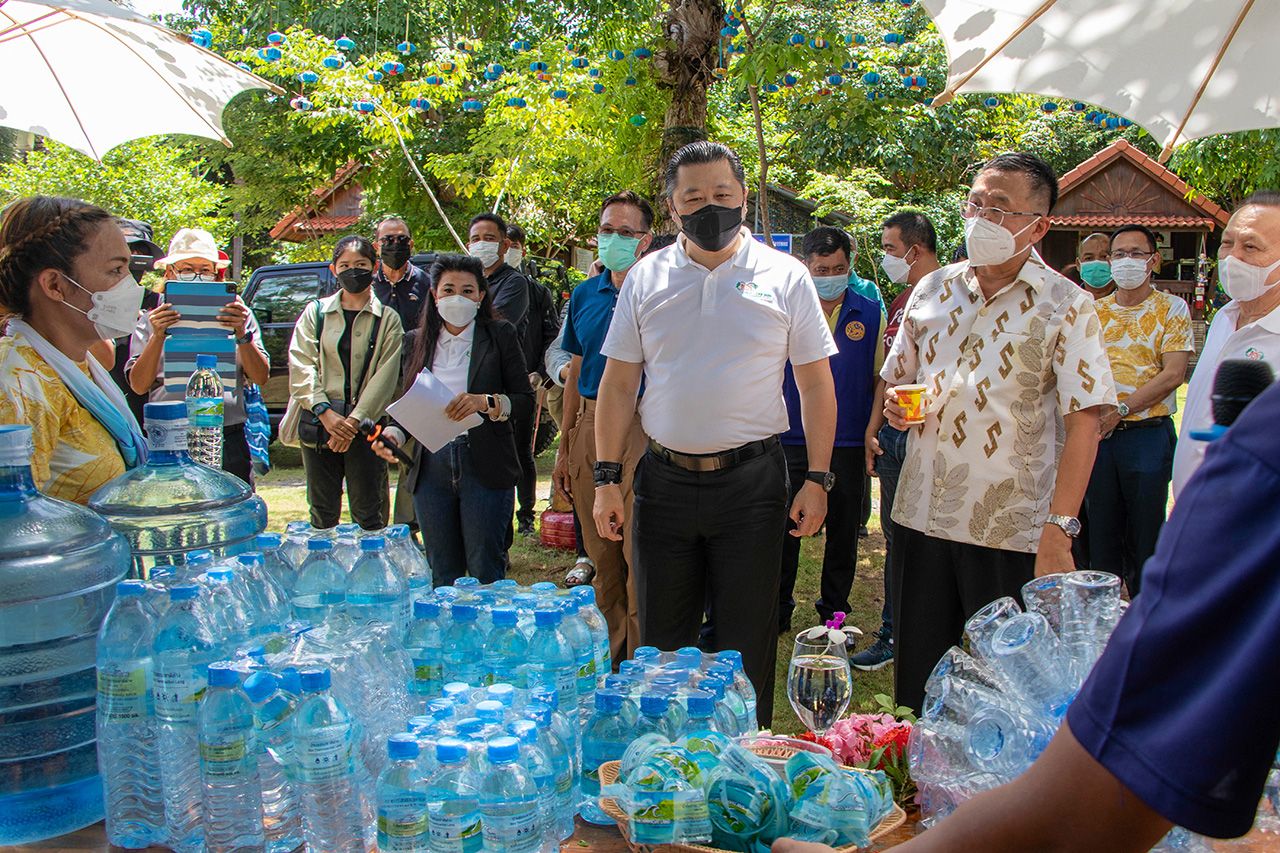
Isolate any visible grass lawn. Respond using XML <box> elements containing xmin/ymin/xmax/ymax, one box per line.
<box><xmin>257</xmin><ymin>439</ymin><xmax>894</xmax><ymax>736</ymax></box>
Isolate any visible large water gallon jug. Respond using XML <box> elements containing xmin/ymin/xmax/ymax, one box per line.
<box><xmin>89</xmin><ymin>401</ymin><xmax>267</xmax><ymax>579</ymax></box>
<box><xmin>0</xmin><ymin>425</ymin><xmax>131</xmax><ymax>843</ymax></box>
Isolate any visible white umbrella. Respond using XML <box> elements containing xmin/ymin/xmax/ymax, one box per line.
<box><xmin>0</xmin><ymin>0</ymin><xmax>282</xmax><ymax>160</ymax></box>
<box><xmin>922</xmin><ymin>0</ymin><xmax>1276</xmax><ymax>161</ymax></box>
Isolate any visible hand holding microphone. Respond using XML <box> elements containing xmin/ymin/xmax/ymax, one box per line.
<box><xmin>358</xmin><ymin>418</ymin><xmax>413</xmax><ymax>464</ymax></box>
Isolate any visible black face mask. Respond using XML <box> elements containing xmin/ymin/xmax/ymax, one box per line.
<box><xmin>381</xmin><ymin>243</ymin><xmax>411</xmax><ymax>270</ymax></box>
<box><xmin>680</xmin><ymin>203</ymin><xmax>744</xmax><ymax>253</ymax></box>
<box><xmin>338</xmin><ymin>268</ymin><xmax>373</xmax><ymax>293</ymax></box>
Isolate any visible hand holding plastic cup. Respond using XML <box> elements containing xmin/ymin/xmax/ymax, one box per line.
<box><xmin>893</xmin><ymin>384</ymin><xmax>929</xmax><ymax>425</ymax></box>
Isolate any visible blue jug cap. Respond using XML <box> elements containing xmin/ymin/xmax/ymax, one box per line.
<box><xmin>116</xmin><ymin>580</ymin><xmax>146</xmax><ymax>597</ymax></box>
<box><xmin>619</xmin><ymin>660</ymin><xmax>645</xmax><ymax>677</ymax></box>
<box><xmin>388</xmin><ymin>733</ymin><xmax>420</xmax><ymax>760</ymax></box>
<box><xmin>286</xmin><ymin>521</ymin><xmax>311</xmax><ymax>533</ymax></box>
<box><xmin>255</xmin><ymin>533</ymin><xmax>282</xmax><ymax>549</ymax></box>
<box><xmin>169</xmin><ymin>583</ymin><xmax>200</xmax><ymax>601</ymax></box>
<box><xmin>492</xmin><ymin>607</ymin><xmax>517</xmax><ymax>627</ymax></box>
<box><xmin>207</xmin><ymin>662</ymin><xmax>239</xmax><ymax>688</ymax></box>
<box><xmin>413</xmin><ymin>599</ymin><xmax>441</xmax><ymax>619</ymax></box>
<box><xmin>634</xmin><ymin>646</ymin><xmax>660</xmax><ymax>661</ymax></box>
<box><xmin>436</xmin><ymin>737</ymin><xmax>469</xmax><ymax>763</ymax></box>
<box><xmin>360</xmin><ymin>536</ymin><xmax>385</xmax><ymax>552</ymax></box>
<box><xmin>512</xmin><ymin>594</ymin><xmax>537</xmax><ymax>611</ymax></box>
<box><xmin>442</xmin><ymin>682</ymin><xmax>471</xmax><ymax>702</ymax></box>
<box><xmin>487</xmin><ymin>736</ymin><xmax>520</xmax><ymax>763</ymax></box>
<box><xmin>534</xmin><ymin>607</ymin><xmax>562</xmax><ymax>627</ymax></box>
<box><xmin>144</xmin><ymin>400</ymin><xmax>185</xmax><ymax>421</ymax></box>
<box><xmin>492</xmin><ymin>579</ymin><xmax>518</xmax><ymax>589</ymax></box>
<box><xmin>407</xmin><ymin>715</ymin><xmax>433</xmax><ymax>733</ymax></box>
<box><xmin>243</xmin><ymin>670</ymin><xmax>278</xmax><ymax>702</ymax></box>
<box><xmin>299</xmin><ymin>668</ymin><xmax>331</xmax><ymax>692</ymax></box>
<box><xmin>307</xmin><ymin>539</ymin><xmax>334</xmax><ymax>552</ymax></box>
<box><xmin>336</xmin><ymin>523</ymin><xmax>360</xmax><ymax>535</ymax></box>
<box><xmin>196</xmin><ymin>354</ymin><xmax>217</xmax><ymax>370</ymax></box>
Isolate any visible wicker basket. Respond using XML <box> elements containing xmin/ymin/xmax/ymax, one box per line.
<box><xmin>597</xmin><ymin>742</ymin><xmax>908</xmax><ymax>853</ymax></box>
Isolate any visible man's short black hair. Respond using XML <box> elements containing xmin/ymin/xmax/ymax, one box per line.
<box><xmin>663</xmin><ymin>141</ymin><xmax>746</xmax><ymax>198</ymax></box>
<box><xmin>469</xmin><ymin>211</ymin><xmax>507</xmax><ymax>234</ymax></box>
<box><xmin>1110</xmin><ymin>224</ymin><xmax>1159</xmax><ymax>253</ymax></box>
<box><xmin>1242</xmin><ymin>190</ymin><xmax>1280</xmax><ymax>209</ymax></box>
<box><xmin>506</xmin><ymin>224</ymin><xmax>526</xmax><ymax>245</ymax></box>
<box><xmin>644</xmin><ymin>234</ymin><xmax>676</xmax><ymax>256</ymax></box>
<box><xmin>802</xmin><ymin>227</ymin><xmax>852</xmax><ymax>263</ymax></box>
<box><xmin>981</xmin><ymin>152</ymin><xmax>1060</xmax><ymax>214</ymax></box>
<box><xmin>882</xmin><ymin>210</ymin><xmax>938</xmax><ymax>254</ymax></box>
<box><xmin>601</xmin><ymin>191</ymin><xmax>655</xmax><ymax>232</ymax></box>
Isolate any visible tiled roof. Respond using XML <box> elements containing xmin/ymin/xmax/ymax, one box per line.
<box><xmin>1050</xmin><ymin>214</ymin><xmax>1219</xmax><ymax>229</ymax></box>
<box><xmin>288</xmin><ymin>215</ymin><xmax>360</xmax><ymax>232</ymax></box>
<box><xmin>1057</xmin><ymin>139</ymin><xmax>1230</xmax><ymax>228</ymax></box>
<box><xmin>269</xmin><ymin>159</ymin><xmax>366</xmax><ymax>240</ymax></box>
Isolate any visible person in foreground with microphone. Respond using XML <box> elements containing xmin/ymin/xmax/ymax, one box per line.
<box><xmin>774</xmin><ymin>372</ymin><xmax>1280</xmax><ymax>851</ymax></box>
<box><xmin>370</xmin><ymin>254</ymin><xmax>533</xmax><ymax>585</ymax></box>
<box><xmin>1174</xmin><ymin>191</ymin><xmax>1280</xmax><ymax>497</ymax></box>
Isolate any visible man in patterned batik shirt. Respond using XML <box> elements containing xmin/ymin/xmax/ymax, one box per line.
<box><xmin>1085</xmin><ymin>224</ymin><xmax>1192</xmax><ymax>599</ymax></box>
<box><xmin>882</xmin><ymin>153</ymin><xmax>1117</xmax><ymax>713</ymax></box>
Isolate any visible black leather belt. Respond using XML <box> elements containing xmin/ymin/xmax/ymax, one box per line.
<box><xmin>1112</xmin><ymin>416</ymin><xmax>1172</xmax><ymax>432</ymax></box>
<box><xmin>647</xmin><ymin>436</ymin><xmax>778</xmax><ymax>472</ymax></box>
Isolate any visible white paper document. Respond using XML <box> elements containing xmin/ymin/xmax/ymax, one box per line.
<box><xmin>386</xmin><ymin>369</ymin><xmax>482</xmax><ymax>453</ymax></box>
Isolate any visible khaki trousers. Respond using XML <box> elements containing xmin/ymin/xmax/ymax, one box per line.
<box><xmin>566</xmin><ymin>400</ymin><xmax>646</xmax><ymax>666</ymax></box>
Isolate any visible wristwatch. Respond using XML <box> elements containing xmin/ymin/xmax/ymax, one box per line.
<box><xmin>1116</xmin><ymin>401</ymin><xmax>1130</xmax><ymax>418</ymax></box>
<box><xmin>1046</xmin><ymin>514</ymin><xmax>1082</xmax><ymax>538</ymax></box>
<box><xmin>312</xmin><ymin>402</ymin><xmax>332</xmax><ymax>417</ymax></box>
<box><xmin>593</xmin><ymin>461</ymin><xmax>623</xmax><ymax>488</ymax></box>
<box><xmin>484</xmin><ymin>394</ymin><xmax>497</xmax><ymax>414</ymax></box>
<box><xmin>805</xmin><ymin>471</ymin><xmax>836</xmax><ymax>492</ymax></box>
<box><xmin>234</xmin><ymin>330</ymin><xmax>254</xmax><ymax>345</ymax></box>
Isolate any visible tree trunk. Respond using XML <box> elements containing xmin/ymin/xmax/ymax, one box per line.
<box><xmin>654</xmin><ymin>0</ymin><xmax>725</xmax><ymax>182</ymax></box>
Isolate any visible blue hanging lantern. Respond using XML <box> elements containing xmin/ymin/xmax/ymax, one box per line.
<box><xmin>352</xmin><ymin>100</ymin><xmax>376</xmax><ymax>113</ymax></box>
<box><xmin>366</xmin><ymin>70</ymin><xmax>384</xmax><ymax>82</ymax></box>
<box><xmin>529</xmin><ymin>61</ymin><xmax>548</xmax><ymax>72</ymax></box>
<box><xmin>512</xmin><ymin>40</ymin><xmax>531</xmax><ymax>52</ymax></box>
<box><xmin>570</xmin><ymin>57</ymin><xmax>589</xmax><ymax>69</ymax></box>
<box><xmin>290</xmin><ymin>96</ymin><xmax>312</xmax><ymax>111</ymax></box>
<box><xmin>884</xmin><ymin>33</ymin><xmax>904</xmax><ymax>45</ymax></box>
<box><xmin>1106</xmin><ymin>116</ymin><xmax>1121</xmax><ymax>128</ymax></box>
<box><xmin>397</xmin><ymin>41</ymin><xmax>417</xmax><ymax>55</ymax></box>
<box><xmin>461</xmin><ymin>99</ymin><xmax>484</xmax><ymax>112</ymax></box>
<box><xmin>788</xmin><ymin>34</ymin><xmax>804</xmax><ymax>46</ymax></box>
<box><xmin>440</xmin><ymin>61</ymin><xmax>457</xmax><ymax>73</ymax></box>
<box><xmin>862</xmin><ymin>71</ymin><xmax>881</xmax><ymax>85</ymax></box>
<box><xmin>335</xmin><ymin>36</ymin><xmax>356</xmax><ymax>51</ymax></box>
<box><xmin>624</xmin><ymin>76</ymin><xmax>638</xmax><ymax>87</ymax></box>
<box><xmin>810</xmin><ymin>38</ymin><xmax>829</xmax><ymax>50</ymax></box>
<box><xmin>383</xmin><ymin>61</ymin><xmax>405</xmax><ymax>75</ymax></box>
<box><xmin>826</xmin><ymin>73</ymin><xmax>844</xmax><ymax>86</ymax></box>
<box><xmin>591</xmin><ymin>82</ymin><xmax>605</xmax><ymax>94</ymax></box>
<box><xmin>191</xmin><ymin>28</ymin><xmax>213</xmax><ymax>49</ymax></box>
<box><xmin>425</xmin><ymin>75</ymin><xmax>443</xmax><ymax>85</ymax></box>
<box><xmin>456</xmin><ymin>41</ymin><xmax>474</xmax><ymax>53</ymax></box>
<box><xmin>551</xmin><ymin>89</ymin><xmax>569</xmax><ymax>101</ymax></box>
<box><xmin>1042</xmin><ymin>101</ymin><xmax>1059</xmax><ymax>113</ymax></box>
<box><xmin>763</xmin><ymin>83</ymin><xmax>780</xmax><ymax>93</ymax></box>
<box><xmin>608</xmin><ymin>49</ymin><xmax>625</xmax><ymax>61</ymax></box>
<box><xmin>984</xmin><ymin>96</ymin><xmax>1000</xmax><ymax>107</ymax></box>
<box><xmin>506</xmin><ymin>97</ymin><xmax>527</xmax><ymax>109</ymax></box>
<box><xmin>633</xmin><ymin>48</ymin><xmax>652</xmax><ymax>59</ymax></box>
<box><xmin>783</xmin><ymin>73</ymin><xmax>799</xmax><ymax>87</ymax></box>
<box><xmin>1072</xmin><ymin>102</ymin><xmax>1088</xmax><ymax>112</ymax></box>
<box><xmin>855</xmin><ymin>34</ymin><xmax>867</xmax><ymax>45</ymax></box>
<box><xmin>867</xmin><ymin>91</ymin><xmax>883</xmax><ymax>101</ymax></box>
<box><xmin>589</xmin><ymin>67</ymin><xmax>602</xmax><ymax>78</ymax></box>
<box><xmin>721</xmin><ymin>26</ymin><xmax>737</xmax><ymax>38</ymax></box>
<box><xmin>628</xmin><ymin>114</ymin><xmax>647</xmax><ymax>126</ymax></box>
<box><xmin>487</xmin><ymin>63</ymin><xmax>505</xmax><ymax>76</ymax></box>
<box><xmin>1084</xmin><ymin>110</ymin><xmax>1098</xmax><ymax>122</ymax></box>
<box><xmin>1119</xmin><ymin>117</ymin><xmax>1133</xmax><ymax>127</ymax></box>
<box><xmin>299</xmin><ymin>70</ymin><xmax>319</xmax><ymax>84</ymax></box>
<box><xmin>914</xmin><ymin>75</ymin><xmax>928</xmax><ymax>89</ymax></box>
<box><xmin>323</xmin><ymin>55</ymin><xmax>344</xmax><ymax>69</ymax></box>
<box><xmin>256</xmin><ymin>47</ymin><xmax>282</xmax><ymax>62</ymax></box>
<box><xmin>267</xmin><ymin>31</ymin><xmax>286</xmax><ymax>45</ymax></box>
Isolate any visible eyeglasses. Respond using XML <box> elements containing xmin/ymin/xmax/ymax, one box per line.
<box><xmin>380</xmin><ymin>235</ymin><xmax>410</xmax><ymax>245</ymax></box>
<box><xmin>598</xmin><ymin>227</ymin><xmax>647</xmax><ymax>240</ymax></box>
<box><xmin>1109</xmin><ymin>249</ymin><xmax>1154</xmax><ymax>261</ymax></box>
<box><xmin>961</xmin><ymin>201</ymin><xmax>1043</xmax><ymax>227</ymax></box>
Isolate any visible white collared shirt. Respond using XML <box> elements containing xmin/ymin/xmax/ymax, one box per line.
<box><xmin>1173</xmin><ymin>299</ymin><xmax>1280</xmax><ymax>498</ymax></box>
<box><xmin>431</xmin><ymin>323</ymin><xmax>474</xmax><ymax>396</ymax></box>
<box><xmin>601</xmin><ymin>228</ymin><xmax>838</xmax><ymax>453</ymax></box>
<box><xmin>882</xmin><ymin>252</ymin><xmax>1117</xmax><ymax>553</ymax></box>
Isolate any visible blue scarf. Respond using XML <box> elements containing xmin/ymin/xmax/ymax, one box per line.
<box><xmin>10</xmin><ymin>320</ymin><xmax>147</xmax><ymax>469</ymax></box>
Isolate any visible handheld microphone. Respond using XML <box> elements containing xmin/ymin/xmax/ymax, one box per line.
<box><xmin>358</xmin><ymin>418</ymin><xmax>413</xmax><ymax>464</ymax></box>
<box><xmin>1189</xmin><ymin>358</ymin><xmax>1275</xmax><ymax>441</ymax></box>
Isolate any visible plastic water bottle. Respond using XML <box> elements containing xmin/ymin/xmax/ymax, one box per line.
<box><xmin>964</xmin><ymin>705</ymin><xmax>1057</xmax><ymax>780</ymax></box>
<box><xmin>480</xmin><ymin>736</ymin><xmax>543</xmax><ymax>853</ymax></box>
<box><xmin>426</xmin><ymin>738</ymin><xmax>484</xmax><ymax>853</ymax></box>
<box><xmin>508</xmin><ymin>720</ymin><xmax>557</xmax><ymax>849</ymax></box>
<box><xmin>237</xmin><ymin>552</ymin><xmax>290</xmax><ymax>634</ymax></box>
<box><xmin>281</xmin><ymin>521</ymin><xmax>313</xmax><ymax>572</ymax></box>
<box><xmin>581</xmin><ymin>689</ymin><xmax>629</xmax><ymax>826</ymax></box>
<box><xmin>377</xmin><ymin>734</ymin><xmax>430</xmax><ymax>852</ymax></box>
<box><xmin>0</xmin><ymin>424</ymin><xmax>131</xmax><ymax>844</ymax></box>
<box><xmin>293</xmin><ymin>538</ymin><xmax>346</xmax><ymax>624</ymax></box>
<box><xmin>443</xmin><ymin>604</ymin><xmax>486</xmax><ymax>685</ymax></box>
<box><xmin>387</xmin><ymin>523</ymin><xmax>432</xmax><ymax>594</ymax></box>
<box><xmin>197</xmin><ymin>662</ymin><xmax>265</xmax><ymax>851</ymax></box>
<box><xmin>153</xmin><ymin>583</ymin><xmax>220</xmax><ymax>852</ymax></box>
<box><xmin>519</xmin><ymin>706</ymin><xmax>575</xmax><ymax>841</ymax></box>
<box><xmin>255</xmin><ymin>533</ymin><xmax>297</xmax><ymax>592</ymax></box>
<box><xmin>1059</xmin><ymin>570</ymin><xmax>1124</xmax><ymax>685</ymax></box>
<box><xmin>347</xmin><ymin>535</ymin><xmax>409</xmax><ymax>632</ymax></box>
<box><xmin>636</xmin><ymin>692</ymin><xmax>679</xmax><ymax>740</ymax></box>
<box><xmin>484</xmin><ymin>607</ymin><xmax>529</xmax><ymax>687</ymax></box>
<box><xmin>293</xmin><ymin>667</ymin><xmax>374</xmax><ymax>852</ymax></box>
<box><xmin>526</xmin><ymin>607</ymin><xmax>577</xmax><ymax>702</ymax></box>
<box><xmin>528</xmin><ymin>687</ymin><xmax>580</xmax><ymax>781</ymax></box>
<box><xmin>989</xmin><ymin>612</ymin><xmax>1074</xmax><ymax>719</ymax></box>
<box><xmin>715</xmin><ymin>650</ymin><xmax>758</xmax><ymax>731</ymax></box>
<box><xmin>572</xmin><ymin>587</ymin><xmax>611</xmax><ymax>684</ymax></box>
<box><xmin>186</xmin><ymin>353</ymin><xmax>225</xmax><ymax>468</ymax></box>
<box><xmin>406</xmin><ymin>599</ymin><xmax>446</xmax><ymax>701</ymax></box>
<box><xmin>96</xmin><ymin>580</ymin><xmax>164</xmax><ymax>849</ymax></box>
<box><xmin>680</xmin><ymin>689</ymin><xmax>720</xmax><ymax>735</ymax></box>
<box><xmin>696</xmin><ymin>675</ymin><xmax>741</xmax><ymax>736</ymax></box>
<box><xmin>90</xmin><ymin>401</ymin><xmax>267</xmax><ymax>578</ymax></box>
<box><xmin>200</xmin><ymin>568</ymin><xmax>253</xmax><ymax>645</ymax></box>
<box><xmin>333</xmin><ymin>522</ymin><xmax>363</xmax><ymax>570</ymax></box>
<box><xmin>558</xmin><ymin>600</ymin><xmax>597</xmax><ymax>718</ymax></box>
<box><xmin>242</xmin><ymin>671</ymin><xmax>302</xmax><ymax>853</ymax></box>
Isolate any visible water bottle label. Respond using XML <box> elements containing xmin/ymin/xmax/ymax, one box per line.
<box><xmin>188</xmin><ymin>396</ymin><xmax>224</xmax><ymax>428</ymax></box>
<box><xmin>482</xmin><ymin>805</ymin><xmax>541</xmax><ymax>853</ymax></box>
<box><xmin>295</xmin><ymin>723</ymin><xmax>353</xmax><ymax>783</ymax></box>
<box><xmin>97</xmin><ymin>664</ymin><xmax>151</xmax><ymax>723</ymax></box>
<box><xmin>154</xmin><ymin>667</ymin><xmax>206</xmax><ymax>723</ymax></box>
<box><xmin>412</xmin><ymin>658</ymin><xmax>443</xmax><ymax>686</ymax></box>
<box><xmin>628</xmin><ymin>789</ymin><xmax>711</xmax><ymax>844</ymax></box>
<box><xmin>146</xmin><ymin>421</ymin><xmax>187</xmax><ymax>452</ymax></box>
<box><xmin>377</xmin><ymin>798</ymin><xmax>430</xmax><ymax>851</ymax></box>
<box><xmin>576</xmin><ymin>656</ymin><xmax>597</xmax><ymax>696</ymax></box>
<box><xmin>427</xmin><ymin>807</ymin><xmax>483</xmax><ymax>853</ymax></box>
<box><xmin>200</xmin><ymin>733</ymin><xmax>252</xmax><ymax>779</ymax></box>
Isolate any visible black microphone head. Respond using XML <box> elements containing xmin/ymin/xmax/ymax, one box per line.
<box><xmin>1211</xmin><ymin>358</ymin><xmax>1275</xmax><ymax>426</ymax></box>
<box><xmin>356</xmin><ymin>418</ymin><xmax>378</xmax><ymax>436</ymax></box>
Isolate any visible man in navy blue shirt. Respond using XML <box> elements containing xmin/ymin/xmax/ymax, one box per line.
<box><xmin>778</xmin><ymin>227</ymin><xmax>885</xmax><ymax>634</ymax></box>
<box><xmin>552</xmin><ymin>190</ymin><xmax>654</xmax><ymax>666</ymax></box>
<box><xmin>774</xmin><ymin>370</ymin><xmax>1280</xmax><ymax>850</ymax></box>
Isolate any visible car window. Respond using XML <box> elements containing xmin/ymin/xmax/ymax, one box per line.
<box><xmin>250</xmin><ymin>271</ymin><xmax>328</xmax><ymax>325</ymax></box>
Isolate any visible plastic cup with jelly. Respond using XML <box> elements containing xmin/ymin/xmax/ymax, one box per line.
<box><xmin>893</xmin><ymin>384</ymin><xmax>928</xmax><ymax>425</ymax></box>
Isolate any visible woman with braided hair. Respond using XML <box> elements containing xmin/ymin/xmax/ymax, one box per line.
<box><xmin>0</xmin><ymin>196</ymin><xmax>148</xmax><ymax>503</ymax></box>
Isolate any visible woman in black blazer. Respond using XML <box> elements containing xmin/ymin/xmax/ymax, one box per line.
<box><xmin>373</xmin><ymin>254</ymin><xmax>533</xmax><ymax>584</ymax></box>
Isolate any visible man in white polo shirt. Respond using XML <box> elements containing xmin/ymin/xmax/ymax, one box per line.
<box><xmin>592</xmin><ymin>141</ymin><xmax>838</xmax><ymax>727</ymax></box>
<box><xmin>1173</xmin><ymin>191</ymin><xmax>1280</xmax><ymax>498</ymax></box>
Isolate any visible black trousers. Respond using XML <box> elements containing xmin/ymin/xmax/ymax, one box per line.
<box><xmin>512</xmin><ymin>407</ymin><xmax>537</xmax><ymax>525</ymax></box>
<box><xmin>632</xmin><ymin>442</ymin><xmax>788</xmax><ymax>729</ymax></box>
<box><xmin>890</xmin><ymin>523</ymin><xmax>1035</xmax><ymax>714</ymax></box>
<box><xmin>221</xmin><ymin>423</ymin><xmax>252</xmax><ymax>486</ymax></box>
<box><xmin>300</xmin><ymin>437</ymin><xmax>390</xmax><ymax>530</ymax></box>
<box><xmin>779</xmin><ymin>444</ymin><xmax>865</xmax><ymax>627</ymax></box>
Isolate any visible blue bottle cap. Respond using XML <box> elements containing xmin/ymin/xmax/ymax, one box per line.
<box><xmin>360</xmin><ymin>536</ymin><xmax>385</xmax><ymax>552</ymax></box>
<box><xmin>530</xmin><ymin>581</ymin><xmax>556</xmax><ymax>593</ymax></box>
<box><xmin>286</xmin><ymin>521</ymin><xmax>311</xmax><ymax>533</ymax></box>
<box><xmin>256</xmin><ymin>533</ymin><xmax>283</xmax><ymax>549</ymax></box>
<box><xmin>386</xmin><ymin>524</ymin><xmax>409</xmax><ymax>540</ymax></box>
<box><xmin>717</xmin><ymin>650</ymin><xmax>744</xmax><ymax>672</ymax></box>
<box><xmin>595</xmin><ymin>689</ymin><xmax>624</xmax><ymax>713</ymax></box>
<box><xmin>116</xmin><ymin>580</ymin><xmax>146</xmax><ymax>597</ymax></box>
<box><xmin>512</xmin><ymin>594</ymin><xmax>537</xmax><ymax>611</ymax></box>
<box><xmin>336</xmin><ymin>523</ymin><xmax>360</xmax><ymax>535</ymax></box>
<box><xmin>485</xmin><ymin>683</ymin><xmax>515</xmax><ymax>705</ymax></box>
<box><xmin>413</xmin><ymin>599</ymin><xmax>441</xmax><ymax>619</ymax></box>
<box><xmin>451</xmin><ymin>603</ymin><xmax>478</xmax><ymax>621</ymax></box>
<box><xmin>207</xmin><ymin>662</ymin><xmax>239</xmax><ymax>688</ymax></box>
<box><xmin>186</xmin><ymin>549</ymin><xmax>213</xmax><ymax>565</ymax></box>
<box><xmin>456</xmin><ymin>717</ymin><xmax>484</xmax><ymax>737</ymax></box>
<box><xmin>492</xmin><ymin>607</ymin><xmax>517</xmax><ymax>628</ymax></box>
<box><xmin>428</xmin><ymin>699</ymin><xmax>455</xmax><ymax>720</ymax></box>
<box><xmin>487</xmin><ymin>736</ymin><xmax>520</xmax><ymax>763</ymax></box>
<box><xmin>676</xmin><ymin>646</ymin><xmax>704</xmax><ymax>667</ymax></box>
<box><xmin>196</xmin><ymin>354</ymin><xmax>217</xmax><ymax>370</ymax></box>
<box><xmin>619</xmin><ymin>660</ymin><xmax>645</xmax><ymax>677</ymax></box>
<box><xmin>237</xmin><ymin>552</ymin><xmax>264</xmax><ymax>567</ymax></box>
<box><xmin>454</xmin><ymin>577</ymin><xmax>480</xmax><ymax>588</ymax></box>
<box><xmin>407</xmin><ymin>715</ymin><xmax>433</xmax><ymax>732</ymax></box>
<box><xmin>242</xmin><ymin>670</ymin><xmax>278</xmax><ymax>702</ymax></box>
<box><xmin>640</xmin><ymin>693</ymin><xmax>669</xmax><ymax>716</ymax></box>
<box><xmin>634</xmin><ymin>646</ymin><xmax>660</xmax><ymax>660</ymax></box>
<box><xmin>475</xmin><ymin>700</ymin><xmax>504</xmax><ymax>722</ymax></box>
<box><xmin>572</xmin><ymin>585</ymin><xmax>597</xmax><ymax>604</ymax></box>
<box><xmin>144</xmin><ymin>400</ymin><xmax>186</xmax><ymax>422</ymax></box>
<box><xmin>307</xmin><ymin>538</ymin><xmax>334</xmax><ymax>552</ymax></box>
<box><xmin>436</xmin><ymin>737</ymin><xmax>469</xmax><ymax>763</ymax></box>
<box><xmin>534</xmin><ymin>607</ymin><xmax>562</xmax><ymax>627</ymax></box>
<box><xmin>523</xmin><ymin>705</ymin><xmax>552</xmax><ymax>727</ymax></box>
<box><xmin>149</xmin><ymin>566</ymin><xmax>175</xmax><ymax>580</ymax></box>
<box><xmin>299</xmin><ymin>668</ymin><xmax>331</xmax><ymax>692</ymax></box>
<box><xmin>442</xmin><ymin>682</ymin><xmax>471</xmax><ymax>702</ymax></box>
<box><xmin>492</xmin><ymin>579</ymin><xmax>518</xmax><ymax>590</ymax></box>
<box><xmin>278</xmin><ymin>668</ymin><xmax>302</xmax><ymax>695</ymax></box>
<box><xmin>508</xmin><ymin>719</ymin><xmax>537</xmax><ymax>744</ymax></box>
<box><xmin>603</xmin><ymin>674</ymin><xmax>632</xmax><ymax>692</ymax></box>
<box><xmin>205</xmin><ymin>568</ymin><xmax>233</xmax><ymax>583</ymax></box>
<box><xmin>388</xmin><ymin>732</ymin><xmax>420</xmax><ymax>760</ymax></box>
<box><xmin>698</xmin><ymin>676</ymin><xmax>726</xmax><ymax>699</ymax></box>
<box><xmin>686</xmin><ymin>689</ymin><xmax>715</xmax><ymax>717</ymax></box>
<box><xmin>434</xmin><ymin>587</ymin><xmax>460</xmax><ymax>600</ymax></box>
<box><xmin>707</xmin><ymin>662</ymin><xmax>733</xmax><ymax>681</ymax></box>
<box><xmin>169</xmin><ymin>583</ymin><xmax>200</xmax><ymax>601</ymax></box>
